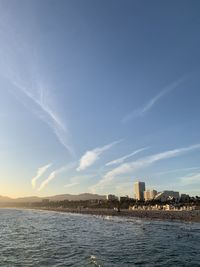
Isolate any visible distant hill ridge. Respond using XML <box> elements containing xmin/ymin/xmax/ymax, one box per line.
<box><xmin>0</xmin><ymin>193</ymin><xmax>106</xmax><ymax>203</ymax></box>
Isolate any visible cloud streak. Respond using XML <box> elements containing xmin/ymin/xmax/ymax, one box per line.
<box><xmin>37</xmin><ymin>163</ymin><xmax>76</xmax><ymax>191</ymax></box>
<box><xmin>11</xmin><ymin>78</ymin><xmax>74</xmax><ymax>156</ymax></box>
<box><xmin>37</xmin><ymin>171</ymin><xmax>56</xmax><ymax>192</ymax></box>
<box><xmin>31</xmin><ymin>163</ymin><xmax>51</xmax><ymax>189</ymax></box>
<box><xmin>64</xmin><ymin>182</ymin><xmax>79</xmax><ymax>188</ymax></box>
<box><xmin>106</xmin><ymin>147</ymin><xmax>149</xmax><ymax>166</ymax></box>
<box><xmin>180</xmin><ymin>172</ymin><xmax>200</xmax><ymax>185</ymax></box>
<box><xmin>153</xmin><ymin>167</ymin><xmax>200</xmax><ymax>176</ymax></box>
<box><xmin>77</xmin><ymin>140</ymin><xmax>122</xmax><ymax>172</ymax></box>
<box><xmin>122</xmin><ymin>77</ymin><xmax>186</xmax><ymax>123</ymax></box>
<box><xmin>92</xmin><ymin>143</ymin><xmax>200</xmax><ymax>192</ymax></box>
<box><xmin>0</xmin><ymin>16</ymin><xmax>74</xmax><ymax>157</ymax></box>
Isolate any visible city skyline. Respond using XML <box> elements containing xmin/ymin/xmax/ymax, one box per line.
<box><xmin>0</xmin><ymin>0</ymin><xmax>200</xmax><ymax>198</ymax></box>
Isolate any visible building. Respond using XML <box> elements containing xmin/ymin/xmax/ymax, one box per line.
<box><xmin>180</xmin><ymin>194</ymin><xmax>190</xmax><ymax>202</ymax></box>
<box><xmin>154</xmin><ymin>191</ymin><xmax>180</xmax><ymax>202</ymax></box>
<box><xmin>107</xmin><ymin>194</ymin><xmax>118</xmax><ymax>201</ymax></box>
<box><xmin>134</xmin><ymin>181</ymin><xmax>145</xmax><ymax>200</ymax></box>
<box><xmin>144</xmin><ymin>189</ymin><xmax>157</xmax><ymax>201</ymax></box>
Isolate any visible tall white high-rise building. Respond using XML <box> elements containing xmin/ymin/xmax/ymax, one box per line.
<box><xmin>134</xmin><ymin>181</ymin><xmax>145</xmax><ymax>200</ymax></box>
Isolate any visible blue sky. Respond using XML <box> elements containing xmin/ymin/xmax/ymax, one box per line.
<box><xmin>0</xmin><ymin>0</ymin><xmax>200</xmax><ymax>197</ymax></box>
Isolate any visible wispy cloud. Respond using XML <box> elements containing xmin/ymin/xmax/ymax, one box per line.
<box><xmin>153</xmin><ymin>167</ymin><xmax>200</xmax><ymax>176</ymax></box>
<box><xmin>122</xmin><ymin>77</ymin><xmax>186</xmax><ymax>123</ymax></box>
<box><xmin>77</xmin><ymin>140</ymin><xmax>123</xmax><ymax>172</ymax></box>
<box><xmin>37</xmin><ymin>163</ymin><xmax>76</xmax><ymax>191</ymax></box>
<box><xmin>180</xmin><ymin>172</ymin><xmax>200</xmax><ymax>185</ymax></box>
<box><xmin>11</xmin><ymin>78</ymin><xmax>74</xmax><ymax>156</ymax></box>
<box><xmin>63</xmin><ymin>174</ymin><xmax>95</xmax><ymax>190</ymax></box>
<box><xmin>0</xmin><ymin>15</ymin><xmax>74</xmax><ymax>157</ymax></box>
<box><xmin>37</xmin><ymin>171</ymin><xmax>56</xmax><ymax>192</ymax></box>
<box><xmin>64</xmin><ymin>182</ymin><xmax>79</xmax><ymax>188</ymax></box>
<box><xmin>106</xmin><ymin>147</ymin><xmax>149</xmax><ymax>166</ymax></box>
<box><xmin>91</xmin><ymin>143</ymin><xmax>200</xmax><ymax>192</ymax></box>
<box><xmin>31</xmin><ymin>163</ymin><xmax>51</xmax><ymax>189</ymax></box>
<box><xmin>67</xmin><ymin>174</ymin><xmax>95</xmax><ymax>183</ymax></box>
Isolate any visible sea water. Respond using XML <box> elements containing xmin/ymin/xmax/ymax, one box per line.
<box><xmin>0</xmin><ymin>209</ymin><xmax>199</xmax><ymax>266</ymax></box>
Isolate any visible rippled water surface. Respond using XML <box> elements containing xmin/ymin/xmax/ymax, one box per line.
<box><xmin>0</xmin><ymin>209</ymin><xmax>199</xmax><ymax>266</ymax></box>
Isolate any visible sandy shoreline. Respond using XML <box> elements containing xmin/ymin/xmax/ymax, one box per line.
<box><xmin>25</xmin><ymin>207</ymin><xmax>200</xmax><ymax>223</ymax></box>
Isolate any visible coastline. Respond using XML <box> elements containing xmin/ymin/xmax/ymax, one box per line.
<box><xmin>12</xmin><ymin>207</ymin><xmax>200</xmax><ymax>223</ymax></box>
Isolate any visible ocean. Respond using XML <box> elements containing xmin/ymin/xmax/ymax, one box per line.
<box><xmin>0</xmin><ymin>209</ymin><xmax>199</xmax><ymax>266</ymax></box>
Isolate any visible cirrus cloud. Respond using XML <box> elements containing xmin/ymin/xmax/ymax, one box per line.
<box><xmin>77</xmin><ymin>139</ymin><xmax>123</xmax><ymax>172</ymax></box>
<box><xmin>31</xmin><ymin>163</ymin><xmax>51</xmax><ymax>189</ymax></box>
<box><xmin>91</xmin><ymin>143</ymin><xmax>200</xmax><ymax>192</ymax></box>
<box><xmin>122</xmin><ymin>77</ymin><xmax>187</xmax><ymax>123</ymax></box>
<box><xmin>106</xmin><ymin>147</ymin><xmax>149</xmax><ymax>166</ymax></box>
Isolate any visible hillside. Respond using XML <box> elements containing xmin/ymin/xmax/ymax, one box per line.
<box><xmin>0</xmin><ymin>193</ymin><xmax>106</xmax><ymax>203</ymax></box>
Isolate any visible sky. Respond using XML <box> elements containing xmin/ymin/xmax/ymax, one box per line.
<box><xmin>0</xmin><ymin>0</ymin><xmax>200</xmax><ymax>198</ymax></box>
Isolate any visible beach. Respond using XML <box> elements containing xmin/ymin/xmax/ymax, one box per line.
<box><xmin>32</xmin><ymin>207</ymin><xmax>200</xmax><ymax>223</ymax></box>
